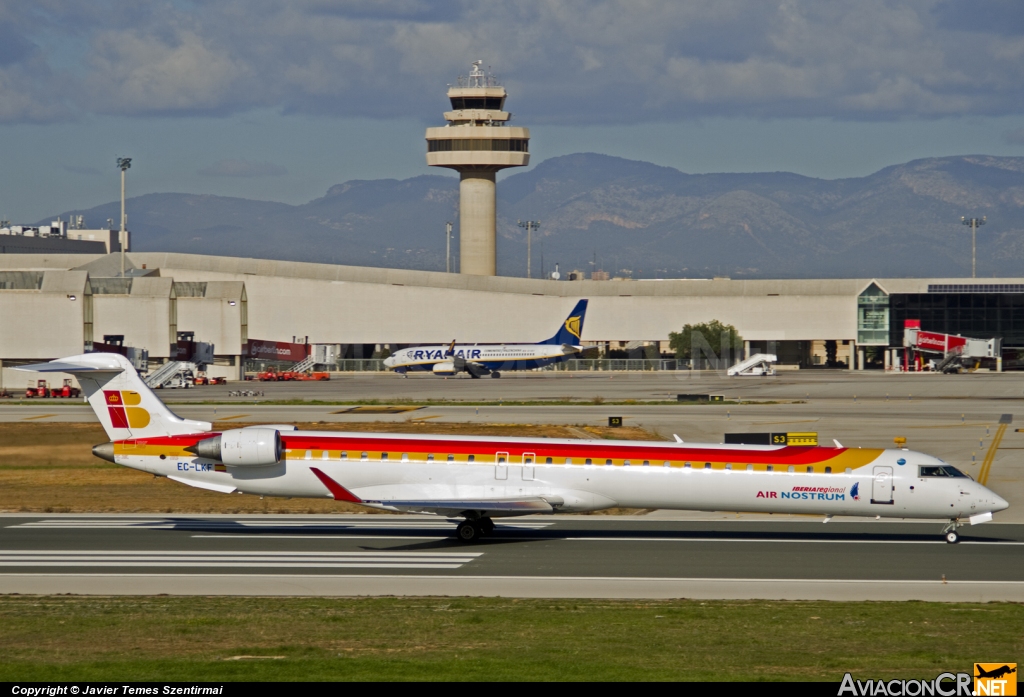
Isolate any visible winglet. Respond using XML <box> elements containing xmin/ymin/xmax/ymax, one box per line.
<box><xmin>833</xmin><ymin>439</ymin><xmax>843</xmax><ymax>448</ymax></box>
<box><xmin>673</xmin><ymin>434</ymin><xmax>684</xmax><ymax>443</ymax></box>
<box><xmin>309</xmin><ymin>467</ymin><xmax>363</xmax><ymax>503</ymax></box>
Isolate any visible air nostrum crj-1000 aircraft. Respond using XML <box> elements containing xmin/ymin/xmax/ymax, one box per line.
<box><xmin>383</xmin><ymin>299</ymin><xmax>588</xmax><ymax>377</ymax></box>
<box><xmin>22</xmin><ymin>353</ymin><xmax>1008</xmax><ymax>543</ymax></box>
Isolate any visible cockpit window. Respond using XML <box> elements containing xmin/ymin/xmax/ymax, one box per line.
<box><xmin>919</xmin><ymin>465</ymin><xmax>969</xmax><ymax>478</ymax></box>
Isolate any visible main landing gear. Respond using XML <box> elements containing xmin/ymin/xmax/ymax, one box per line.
<box><xmin>942</xmin><ymin>519</ymin><xmax>962</xmax><ymax>544</ymax></box>
<box><xmin>490</xmin><ymin>371</ymin><xmax>501</xmax><ymax>378</ymax></box>
<box><xmin>455</xmin><ymin>516</ymin><xmax>495</xmax><ymax>543</ymax></box>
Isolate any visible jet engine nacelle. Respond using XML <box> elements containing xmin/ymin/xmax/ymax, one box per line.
<box><xmin>432</xmin><ymin>361</ymin><xmax>457</xmax><ymax>375</ymax></box>
<box><xmin>188</xmin><ymin>427</ymin><xmax>282</xmax><ymax>467</ymax></box>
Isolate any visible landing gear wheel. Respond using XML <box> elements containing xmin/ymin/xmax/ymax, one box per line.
<box><xmin>456</xmin><ymin>520</ymin><xmax>481</xmax><ymax>543</ymax></box>
<box><xmin>945</xmin><ymin>531</ymin><xmax>960</xmax><ymax>544</ymax></box>
<box><xmin>491</xmin><ymin>371</ymin><xmax>501</xmax><ymax>378</ymax></box>
<box><xmin>479</xmin><ymin>517</ymin><xmax>495</xmax><ymax>535</ymax></box>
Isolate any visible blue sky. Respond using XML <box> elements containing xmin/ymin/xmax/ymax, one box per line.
<box><xmin>2</xmin><ymin>0</ymin><xmax>1024</xmax><ymax>223</ymax></box>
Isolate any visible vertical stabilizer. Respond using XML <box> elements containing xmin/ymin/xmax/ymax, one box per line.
<box><xmin>542</xmin><ymin>299</ymin><xmax>588</xmax><ymax>345</ymax></box>
<box><xmin>16</xmin><ymin>354</ymin><xmax>212</xmax><ymax>440</ymax></box>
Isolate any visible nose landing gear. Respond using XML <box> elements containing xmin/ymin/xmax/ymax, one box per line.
<box><xmin>942</xmin><ymin>519</ymin><xmax>962</xmax><ymax>544</ymax></box>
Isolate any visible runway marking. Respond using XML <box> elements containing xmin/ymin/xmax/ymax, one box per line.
<box><xmin>215</xmin><ymin>414</ymin><xmax>251</xmax><ymax>421</ymax></box>
<box><xmin>0</xmin><ymin>550</ymin><xmax>482</xmax><ymax>570</ymax></box>
<box><xmin>979</xmin><ymin>422</ymin><xmax>1008</xmax><ymax>486</ymax></box>
<box><xmin>563</xmin><ymin>537</ymin><xmax>1024</xmax><ymax>545</ymax></box>
<box><xmin>12</xmin><ymin>519</ymin><xmax>552</xmax><ymax>530</ymax></box>
<box><xmin>21</xmin><ymin>414</ymin><xmax>57</xmax><ymax>421</ymax></box>
<box><xmin>192</xmin><ymin>535</ymin><xmax>449</xmax><ymax>540</ymax></box>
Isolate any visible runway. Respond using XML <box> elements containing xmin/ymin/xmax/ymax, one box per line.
<box><xmin>2</xmin><ymin>514</ymin><xmax>1022</xmax><ymax>600</ymax></box>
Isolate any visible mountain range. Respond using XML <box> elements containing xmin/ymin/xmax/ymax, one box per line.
<box><xmin>47</xmin><ymin>153</ymin><xmax>1024</xmax><ymax>279</ymax></box>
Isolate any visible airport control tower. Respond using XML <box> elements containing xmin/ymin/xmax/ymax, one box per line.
<box><xmin>426</xmin><ymin>61</ymin><xmax>530</xmax><ymax>276</ymax></box>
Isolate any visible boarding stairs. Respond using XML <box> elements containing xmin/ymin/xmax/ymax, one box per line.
<box><xmin>727</xmin><ymin>353</ymin><xmax>778</xmax><ymax>376</ymax></box>
<box><xmin>935</xmin><ymin>348</ymin><xmax>964</xmax><ymax>374</ymax></box>
<box><xmin>144</xmin><ymin>361</ymin><xmax>196</xmax><ymax>388</ymax></box>
<box><xmin>290</xmin><ymin>356</ymin><xmax>316</xmax><ymax>373</ymax></box>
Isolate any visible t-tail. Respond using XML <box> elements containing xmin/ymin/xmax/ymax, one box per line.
<box><xmin>16</xmin><ymin>354</ymin><xmax>212</xmax><ymax>441</ymax></box>
<box><xmin>542</xmin><ymin>299</ymin><xmax>588</xmax><ymax>345</ymax></box>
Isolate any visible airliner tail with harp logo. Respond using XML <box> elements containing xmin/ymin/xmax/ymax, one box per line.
<box><xmin>383</xmin><ymin>299</ymin><xmax>588</xmax><ymax>378</ymax></box>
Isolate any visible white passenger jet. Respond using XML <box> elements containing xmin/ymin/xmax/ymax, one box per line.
<box><xmin>382</xmin><ymin>300</ymin><xmax>588</xmax><ymax>377</ymax></box>
<box><xmin>21</xmin><ymin>353</ymin><xmax>1008</xmax><ymax>543</ymax></box>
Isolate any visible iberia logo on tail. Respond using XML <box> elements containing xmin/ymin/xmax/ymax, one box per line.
<box><xmin>103</xmin><ymin>390</ymin><xmax>150</xmax><ymax>429</ymax></box>
<box><xmin>564</xmin><ymin>316</ymin><xmax>582</xmax><ymax>340</ymax></box>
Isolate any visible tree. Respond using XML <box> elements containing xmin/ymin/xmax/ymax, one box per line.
<box><xmin>668</xmin><ymin>320</ymin><xmax>744</xmax><ymax>362</ymax></box>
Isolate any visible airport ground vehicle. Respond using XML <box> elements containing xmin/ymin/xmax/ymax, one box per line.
<box><xmin>257</xmin><ymin>369</ymin><xmax>330</xmax><ymax>381</ymax></box>
<box><xmin>21</xmin><ymin>353</ymin><xmax>1010</xmax><ymax>544</ymax></box>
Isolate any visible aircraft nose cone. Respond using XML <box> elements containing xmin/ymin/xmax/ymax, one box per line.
<box><xmin>993</xmin><ymin>494</ymin><xmax>1010</xmax><ymax>512</ymax></box>
<box><xmin>92</xmin><ymin>442</ymin><xmax>116</xmax><ymax>463</ymax></box>
<box><xmin>383</xmin><ymin>356</ymin><xmax>395</xmax><ymax>367</ymax></box>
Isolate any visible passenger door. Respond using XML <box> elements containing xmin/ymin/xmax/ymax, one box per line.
<box><xmin>495</xmin><ymin>451</ymin><xmax>508</xmax><ymax>480</ymax></box>
<box><xmin>871</xmin><ymin>466</ymin><xmax>894</xmax><ymax>504</ymax></box>
<box><xmin>522</xmin><ymin>452</ymin><xmax>536</xmax><ymax>481</ymax></box>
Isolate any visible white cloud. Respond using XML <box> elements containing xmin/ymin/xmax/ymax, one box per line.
<box><xmin>2</xmin><ymin>0</ymin><xmax>1023</xmax><ymax>123</ymax></box>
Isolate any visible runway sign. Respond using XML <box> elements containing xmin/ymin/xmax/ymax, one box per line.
<box><xmin>725</xmin><ymin>432</ymin><xmax>819</xmax><ymax>446</ymax></box>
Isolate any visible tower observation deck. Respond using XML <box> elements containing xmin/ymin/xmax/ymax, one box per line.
<box><xmin>426</xmin><ymin>61</ymin><xmax>529</xmax><ymax>276</ymax></box>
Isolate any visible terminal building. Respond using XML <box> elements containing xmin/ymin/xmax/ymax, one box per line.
<box><xmin>2</xmin><ymin>251</ymin><xmax>1024</xmax><ymax>383</ymax></box>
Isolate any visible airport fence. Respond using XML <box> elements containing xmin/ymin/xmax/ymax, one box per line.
<box><xmin>550</xmin><ymin>358</ymin><xmax>731</xmax><ymax>371</ymax></box>
<box><xmin>322</xmin><ymin>358</ymin><xmax>731</xmax><ymax>373</ymax></box>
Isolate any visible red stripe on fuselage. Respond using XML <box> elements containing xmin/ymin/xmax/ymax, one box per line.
<box><xmin>279</xmin><ymin>435</ymin><xmax>846</xmax><ymax>465</ymax></box>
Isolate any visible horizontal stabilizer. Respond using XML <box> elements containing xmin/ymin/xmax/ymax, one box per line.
<box><xmin>16</xmin><ymin>360</ymin><xmax>124</xmax><ymax>374</ymax></box>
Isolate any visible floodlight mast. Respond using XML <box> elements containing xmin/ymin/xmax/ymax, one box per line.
<box><xmin>961</xmin><ymin>216</ymin><xmax>986</xmax><ymax>278</ymax></box>
<box><xmin>445</xmin><ymin>221</ymin><xmax>453</xmax><ymax>273</ymax></box>
<box><xmin>518</xmin><ymin>220</ymin><xmax>539</xmax><ymax>278</ymax></box>
<box><xmin>117</xmin><ymin>157</ymin><xmax>132</xmax><ymax>278</ymax></box>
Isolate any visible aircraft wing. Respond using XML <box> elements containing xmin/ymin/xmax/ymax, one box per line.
<box><xmin>366</xmin><ymin>496</ymin><xmax>563</xmax><ymax>516</ymax></box>
<box><xmin>310</xmin><ymin>467</ymin><xmax>562</xmax><ymax>515</ymax></box>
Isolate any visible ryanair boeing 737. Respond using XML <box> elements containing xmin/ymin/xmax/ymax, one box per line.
<box><xmin>383</xmin><ymin>299</ymin><xmax>588</xmax><ymax>378</ymax></box>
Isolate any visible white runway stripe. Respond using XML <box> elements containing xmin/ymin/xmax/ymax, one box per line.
<box><xmin>13</xmin><ymin>519</ymin><xmax>551</xmax><ymax>530</ymax></box>
<box><xmin>0</xmin><ymin>550</ymin><xmax>482</xmax><ymax>570</ymax></box>
<box><xmin>564</xmin><ymin>537</ymin><xmax>1024</xmax><ymax>545</ymax></box>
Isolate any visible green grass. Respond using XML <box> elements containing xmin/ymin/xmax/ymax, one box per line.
<box><xmin>0</xmin><ymin>597</ymin><xmax>1018</xmax><ymax>681</ymax></box>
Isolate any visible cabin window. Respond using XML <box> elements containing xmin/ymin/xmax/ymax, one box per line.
<box><xmin>725</xmin><ymin>464</ymin><xmax>732</xmax><ymax>470</ymax></box>
<box><xmin>402</xmin><ymin>453</ymin><xmax>409</xmax><ymax>462</ymax></box>
<box><xmin>304</xmin><ymin>450</ymin><xmax>311</xmax><ymax>460</ymax></box>
<box><xmin>361</xmin><ymin>452</ymin><xmax>368</xmax><ymax>461</ymax></box>
<box><xmin>525</xmin><ymin>456</ymin><xmax>534</xmax><ymax>464</ymax></box>
<box><xmin>825</xmin><ymin>467</ymin><xmax>832</xmax><ymax>474</ymax></box>
<box><xmin>585</xmin><ymin>458</ymin><xmax>592</xmax><ymax>465</ymax></box>
<box><xmin>447</xmin><ymin>454</ymin><xmax>454</xmax><ymax>462</ymax></box>
<box><xmin>468</xmin><ymin>455</ymin><xmax>475</xmax><ymax>462</ymax></box>
<box><xmin>643</xmin><ymin>460</ymin><xmax>650</xmax><ymax>466</ymax></box>
<box><xmin>497</xmin><ymin>455</ymin><xmax>506</xmax><ymax>463</ymax></box>
<box><xmin>565</xmin><ymin>458</ymin><xmax>572</xmax><ymax>465</ymax></box>
<box><xmin>605</xmin><ymin>459</ymin><xmax>613</xmax><ymax>465</ymax></box>
<box><xmin>746</xmin><ymin>464</ymin><xmax>754</xmax><ymax>471</ymax></box>
<box><xmin>664</xmin><ymin>461</ymin><xmax>671</xmax><ymax>467</ymax></box>
<box><xmin>322</xmin><ymin>451</ymin><xmax>329</xmax><ymax>461</ymax></box>
<box><xmin>788</xmin><ymin>466</ymin><xmax>795</xmax><ymax>473</ymax></box>
<box><xmin>381</xmin><ymin>453</ymin><xmax>388</xmax><ymax>461</ymax></box>
<box><xmin>806</xmin><ymin>466</ymin><xmax>813</xmax><ymax>473</ymax></box>
<box><xmin>704</xmin><ymin>463</ymin><xmax>711</xmax><ymax>470</ymax></box>
<box><xmin>427</xmin><ymin>454</ymin><xmax>434</xmax><ymax>461</ymax></box>
<box><xmin>546</xmin><ymin>457</ymin><xmax>554</xmax><ymax>464</ymax></box>
<box><xmin>341</xmin><ymin>452</ymin><xmax>348</xmax><ymax>460</ymax></box>
<box><xmin>845</xmin><ymin>468</ymin><xmax>852</xmax><ymax>474</ymax></box>
<box><xmin>767</xmin><ymin>465</ymin><xmax>773</xmax><ymax>472</ymax></box>
<box><xmin>684</xmin><ymin>462</ymin><xmax>691</xmax><ymax>468</ymax></box>
<box><xmin>624</xmin><ymin>460</ymin><xmax>630</xmax><ymax>466</ymax></box>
